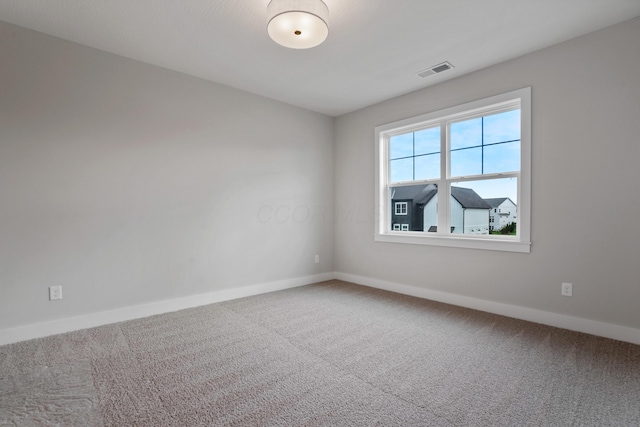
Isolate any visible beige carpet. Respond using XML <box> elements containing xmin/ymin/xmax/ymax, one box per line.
<box><xmin>1</xmin><ymin>280</ymin><xmax>639</xmax><ymax>426</ymax></box>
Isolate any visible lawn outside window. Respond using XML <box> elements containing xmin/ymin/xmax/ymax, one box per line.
<box><xmin>374</xmin><ymin>87</ymin><xmax>531</xmax><ymax>253</ymax></box>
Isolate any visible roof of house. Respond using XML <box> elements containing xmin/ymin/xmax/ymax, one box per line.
<box><xmin>484</xmin><ymin>197</ymin><xmax>517</xmax><ymax>208</ymax></box>
<box><xmin>451</xmin><ymin>187</ymin><xmax>492</xmax><ymax>209</ymax></box>
<box><xmin>391</xmin><ymin>184</ymin><xmax>437</xmax><ymax>205</ymax></box>
<box><xmin>391</xmin><ymin>184</ymin><xmax>490</xmax><ymax>209</ymax></box>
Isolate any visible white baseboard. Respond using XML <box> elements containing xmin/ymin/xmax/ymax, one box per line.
<box><xmin>4</xmin><ymin>271</ymin><xmax>639</xmax><ymax>347</ymax></box>
<box><xmin>0</xmin><ymin>272</ymin><xmax>336</xmax><ymax>346</ymax></box>
<box><xmin>335</xmin><ymin>272</ymin><xmax>640</xmax><ymax>346</ymax></box>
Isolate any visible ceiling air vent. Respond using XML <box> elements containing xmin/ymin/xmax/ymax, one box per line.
<box><xmin>417</xmin><ymin>61</ymin><xmax>454</xmax><ymax>78</ymax></box>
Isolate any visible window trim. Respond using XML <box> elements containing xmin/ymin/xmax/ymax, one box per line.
<box><xmin>394</xmin><ymin>201</ymin><xmax>408</xmax><ymax>215</ymax></box>
<box><xmin>374</xmin><ymin>87</ymin><xmax>531</xmax><ymax>253</ymax></box>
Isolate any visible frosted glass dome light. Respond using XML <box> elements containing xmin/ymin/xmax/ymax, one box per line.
<box><xmin>267</xmin><ymin>0</ymin><xmax>329</xmax><ymax>49</ymax></box>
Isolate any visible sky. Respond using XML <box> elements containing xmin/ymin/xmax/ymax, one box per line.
<box><xmin>389</xmin><ymin>109</ymin><xmax>520</xmax><ymax>203</ymax></box>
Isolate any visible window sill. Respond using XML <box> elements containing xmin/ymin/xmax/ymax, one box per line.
<box><xmin>374</xmin><ymin>233</ymin><xmax>531</xmax><ymax>253</ymax></box>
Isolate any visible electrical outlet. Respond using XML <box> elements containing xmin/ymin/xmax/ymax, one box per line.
<box><xmin>315</xmin><ymin>255</ymin><xmax>320</xmax><ymax>264</ymax></box>
<box><xmin>561</xmin><ymin>282</ymin><xmax>572</xmax><ymax>297</ymax></box>
<box><xmin>49</xmin><ymin>285</ymin><xmax>62</xmax><ymax>301</ymax></box>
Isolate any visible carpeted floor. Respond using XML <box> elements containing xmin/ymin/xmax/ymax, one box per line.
<box><xmin>1</xmin><ymin>280</ymin><xmax>639</xmax><ymax>426</ymax></box>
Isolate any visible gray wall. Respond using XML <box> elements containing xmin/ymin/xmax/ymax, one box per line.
<box><xmin>0</xmin><ymin>22</ymin><xmax>334</xmax><ymax>330</ymax></box>
<box><xmin>334</xmin><ymin>17</ymin><xmax>640</xmax><ymax>329</ymax></box>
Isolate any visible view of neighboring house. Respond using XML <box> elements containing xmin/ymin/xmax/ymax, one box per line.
<box><xmin>390</xmin><ymin>184</ymin><xmax>437</xmax><ymax>231</ymax></box>
<box><xmin>391</xmin><ymin>184</ymin><xmax>491</xmax><ymax>235</ymax></box>
<box><xmin>484</xmin><ymin>198</ymin><xmax>518</xmax><ymax>232</ymax></box>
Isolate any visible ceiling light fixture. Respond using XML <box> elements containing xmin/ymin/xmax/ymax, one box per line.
<box><xmin>267</xmin><ymin>0</ymin><xmax>329</xmax><ymax>49</ymax></box>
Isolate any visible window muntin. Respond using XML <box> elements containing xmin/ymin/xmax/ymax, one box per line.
<box><xmin>375</xmin><ymin>88</ymin><xmax>531</xmax><ymax>253</ymax></box>
<box><xmin>450</xmin><ymin>109</ymin><xmax>521</xmax><ymax>178</ymax></box>
<box><xmin>389</xmin><ymin>125</ymin><xmax>440</xmax><ymax>183</ymax></box>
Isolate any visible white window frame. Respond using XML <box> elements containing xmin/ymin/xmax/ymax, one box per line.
<box><xmin>401</xmin><ymin>224</ymin><xmax>409</xmax><ymax>231</ymax></box>
<box><xmin>374</xmin><ymin>87</ymin><xmax>531</xmax><ymax>253</ymax></box>
<box><xmin>395</xmin><ymin>202</ymin><xmax>408</xmax><ymax>215</ymax></box>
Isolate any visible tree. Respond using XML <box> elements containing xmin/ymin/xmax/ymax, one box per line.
<box><xmin>497</xmin><ymin>222</ymin><xmax>516</xmax><ymax>235</ymax></box>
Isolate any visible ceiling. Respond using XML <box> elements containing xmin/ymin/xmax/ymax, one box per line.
<box><xmin>1</xmin><ymin>1</ymin><xmax>639</xmax><ymax>117</ymax></box>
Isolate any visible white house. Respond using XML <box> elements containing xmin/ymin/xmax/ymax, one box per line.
<box><xmin>484</xmin><ymin>198</ymin><xmax>518</xmax><ymax>232</ymax></box>
<box><xmin>424</xmin><ymin>187</ymin><xmax>491</xmax><ymax>235</ymax></box>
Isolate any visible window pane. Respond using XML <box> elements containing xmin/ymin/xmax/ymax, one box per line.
<box><xmin>450</xmin><ymin>178</ymin><xmax>517</xmax><ymax>236</ymax></box>
<box><xmin>484</xmin><ymin>141</ymin><xmax>520</xmax><ymax>174</ymax></box>
<box><xmin>450</xmin><ymin>147</ymin><xmax>481</xmax><ymax>177</ymax></box>
<box><xmin>450</xmin><ymin>117</ymin><xmax>481</xmax><ymax>150</ymax></box>
<box><xmin>415</xmin><ymin>153</ymin><xmax>440</xmax><ymax>180</ymax></box>
<box><xmin>389</xmin><ymin>133</ymin><xmax>413</xmax><ymax>160</ymax></box>
<box><xmin>390</xmin><ymin>158</ymin><xmax>413</xmax><ymax>182</ymax></box>
<box><xmin>414</xmin><ymin>127</ymin><xmax>440</xmax><ymax>155</ymax></box>
<box><xmin>483</xmin><ymin>109</ymin><xmax>520</xmax><ymax>144</ymax></box>
<box><xmin>390</xmin><ymin>184</ymin><xmax>438</xmax><ymax>232</ymax></box>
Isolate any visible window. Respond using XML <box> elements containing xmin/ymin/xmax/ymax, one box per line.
<box><xmin>375</xmin><ymin>88</ymin><xmax>531</xmax><ymax>253</ymax></box>
<box><xmin>401</xmin><ymin>224</ymin><xmax>409</xmax><ymax>231</ymax></box>
<box><xmin>395</xmin><ymin>202</ymin><xmax>408</xmax><ymax>215</ymax></box>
